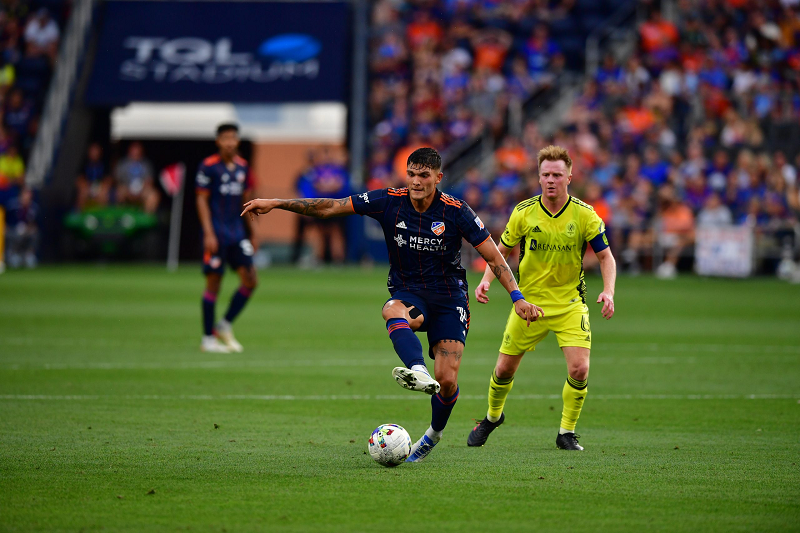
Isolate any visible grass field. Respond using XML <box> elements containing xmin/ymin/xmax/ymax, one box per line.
<box><xmin>1</xmin><ymin>265</ymin><xmax>799</xmax><ymax>532</ymax></box>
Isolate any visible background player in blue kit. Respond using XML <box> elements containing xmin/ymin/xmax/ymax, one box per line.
<box><xmin>242</xmin><ymin>148</ymin><xmax>543</xmax><ymax>462</ymax></box>
<box><xmin>196</xmin><ymin>124</ymin><xmax>258</xmax><ymax>353</ymax></box>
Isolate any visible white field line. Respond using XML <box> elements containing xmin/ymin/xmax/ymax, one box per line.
<box><xmin>0</xmin><ymin>356</ymin><xmax>699</xmax><ymax>370</ymax></box>
<box><xmin>2</xmin><ymin>337</ymin><xmax>799</xmax><ymax>354</ymax></box>
<box><xmin>0</xmin><ymin>394</ymin><xmax>797</xmax><ymax>402</ymax></box>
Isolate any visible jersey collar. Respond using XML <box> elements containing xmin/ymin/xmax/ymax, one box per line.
<box><xmin>539</xmin><ymin>196</ymin><xmax>571</xmax><ymax>218</ymax></box>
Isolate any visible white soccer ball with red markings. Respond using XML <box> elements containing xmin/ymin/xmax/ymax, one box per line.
<box><xmin>368</xmin><ymin>424</ymin><xmax>412</xmax><ymax>467</ymax></box>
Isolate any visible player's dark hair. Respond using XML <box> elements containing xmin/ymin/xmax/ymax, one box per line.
<box><xmin>407</xmin><ymin>147</ymin><xmax>442</xmax><ymax>172</ymax></box>
<box><xmin>216</xmin><ymin>123</ymin><xmax>239</xmax><ymax>136</ymax></box>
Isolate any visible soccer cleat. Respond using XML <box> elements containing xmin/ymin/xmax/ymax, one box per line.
<box><xmin>406</xmin><ymin>434</ymin><xmax>437</xmax><ymax>463</ymax></box>
<box><xmin>201</xmin><ymin>336</ymin><xmax>231</xmax><ymax>353</ymax></box>
<box><xmin>467</xmin><ymin>412</ymin><xmax>505</xmax><ymax>447</ymax></box>
<box><xmin>556</xmin><ymin>432</ymin><xmax>584</xmax><ymax>451</ymax></box>
<box><xmin>392</xmin><ymin>367</ymin><xmax>440</xmax><ymax>395</ymax></box>
<box><xmin>215</xmin><ymin>321</ymin><xmax>243</xmax><ymax>352</ymax></box>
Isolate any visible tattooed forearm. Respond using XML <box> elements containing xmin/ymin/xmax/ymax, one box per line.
<box><xmin>278</xmin><ymin>198</ymin><xmax>350</xmax><ymax>218</ymax></box>
<box><xmin>491</xmin><ymin>264</ymin><xmax>512</xmax><ymax>282</ymax></box>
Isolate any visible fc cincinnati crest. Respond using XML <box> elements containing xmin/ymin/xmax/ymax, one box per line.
<box><xmin>431</xmin><ymin>221</ymin><xmax>446</xmax><ymax>236</ymax></box>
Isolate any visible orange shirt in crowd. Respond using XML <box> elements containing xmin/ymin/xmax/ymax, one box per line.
<box><xmin>473</xmin><ymin>42</ymin><xmax>508</xmax><ymax>71</ymax></box>
<box><xmin>590</xmin><ymin>196</ymin><xmax>612</xmax><ymax>225</ymax></box>
<box><xmin>661</xmin><ymin>203</ymin><xmax>694</xmax><ymax>234</ymax></box>
<box><xmin>407</xmin><ymin>21</ymin><xmax>443</xmax><ymax>49</ymax></box>
<box><xmin>622</xmin><ymin>107</ymin><xmax>656</xmax><ymax>135</ymax></box>
<box><xmin>495</xmin><ymin>146</ymin><xmax>529</xmax><ymax>171</ymax></box>
<box><xmin>640</xmin><ymin>20</ymin><xmax>678</xmax><ymax>53</ymax></box>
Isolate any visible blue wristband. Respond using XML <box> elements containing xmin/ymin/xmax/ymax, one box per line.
<box><xmin>510</xmin><ymin>290</ymin><xmax>525</xmax><ymax>303</ymax></box>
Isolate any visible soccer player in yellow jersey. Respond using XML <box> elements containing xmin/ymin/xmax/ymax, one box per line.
<box><xmin>467</xmin><ymin>145</ymin><xmax>616</xmax><ymax>451</ymax></box>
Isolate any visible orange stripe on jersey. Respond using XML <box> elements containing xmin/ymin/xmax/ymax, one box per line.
<box><xmin>474</xmin><ymin>235</ymin><xmax>492</xmax><ymax>248</ymax></box>
<box><xmin>440</xmin><ymin>193</ymin><xmax>462</xmax><ymax>207</ymax></box>
<box><xmin>387</xmin><ymin>187</ymin><xmax>409</xmax><ymax>196</ymax></box>
<box><xmin>203</xmin><ymin>154</ymin><xmax>221</xmax><ymax>166</ymax></box>
<box><xmin>233</xmin><ymin>155</ymin><xmax>248</xmax><ymax>166</ymax></box>
<box><xmin>347</xmin><ymin>196</ymin><xmax>355</xmax><ymax>213</ymax></box>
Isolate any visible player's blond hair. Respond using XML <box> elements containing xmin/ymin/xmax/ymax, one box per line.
<box><xmin>537</xmin><ymin>145</ymin><xmax>572</xmax><ymax>174</ymax></box>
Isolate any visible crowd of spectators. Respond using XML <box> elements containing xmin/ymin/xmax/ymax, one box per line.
<box><xmin>434</xmin><ymin>0</ymin><xmax>800</xmax><ymax>278</ymax></box>
<box><xmin>74</xmin><ymin>141</ymin><xmax>161</xmax><ymax>215</ymax></box>
<box><xmin>0</xmin><ymin>2</ymin><xmax>66</xmax><ymax>271</ymax></box>
<box><xmin>367</xmin><ymin>0</ymin><xmax>587</xmax><ymax>191</ymax></box>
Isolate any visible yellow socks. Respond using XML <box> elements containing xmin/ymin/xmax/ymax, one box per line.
<box><xmin>487</xmin><ymin>371</ymin><xmax>514</xmax><ymax>422</ymax></box>
<box><xmin>560</xmin><ymin>376</ymin><xmax>588</xmax><ymax>432</ymax></box>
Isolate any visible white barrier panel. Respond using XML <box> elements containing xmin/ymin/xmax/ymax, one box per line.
<box><xmin>695</xmin><ymin>225</ymin><xmax>754</xmax><ymax>277</ymax></box>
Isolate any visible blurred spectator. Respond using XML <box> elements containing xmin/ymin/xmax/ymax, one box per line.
<box><xmin>0</xmin><ymin>143</ymin><xmax>24</xmax><ymax>206</ymax></box>
<box><xmin>23</xmin><ymin>8</ymin><xmax>59</xmax><ymax>63</ymax></box>
<box><xmin>639</xmin><ymin>10</ymin><xmax>679</xmax><ymax>58</ymax></box>
<box><xmin>697</xmin><ymin>192</ymin><xmax>733</xmax><ymax>227</ymax></box>
<box><xmin>115</xmin><ymin>142</ymin><xmax>160</xmax><ymax>214</ymax></box>
<box><xmin>4</xmin><ymin>89</ymin><xmax>34</xmax><ymax>147</ymax></box>
<box><xmin>655</xmin><ymin>185</ymin><xmax>695</xmax><ymax>279</ymax></box>
<box><xmin>299</xmin><ymin>148</ymin><xmax>351</xmax><ymax>265</ymax></box>
<box><xmin>4</xmin><ymin>187</ymin><xmax>37</xmax><ymax>269</ymax></box>
<box><xmin>75</xmin><ymin>142</ymin><xmax>112</xmax><ymax>211</ymax></box>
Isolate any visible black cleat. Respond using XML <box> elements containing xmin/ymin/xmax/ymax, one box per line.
<box><xmin>556</xmin><ymin>432</ymin><xmax>584</xmax><ymax>450</ymax></box>
<box><xmin>467</xmin><ymin>412</ymin><xmax>505</xmax><ymax>447</ymax></box>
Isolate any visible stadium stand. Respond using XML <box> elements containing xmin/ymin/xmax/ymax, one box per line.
<box><xmin>365</xmin><ymin>0</ymin><xmax>799</xmax><ymax>277</ymax></box>
<box><xmin>0</xmin><ymin>1</ymin><xmax>69</xmax><ymax>270</ymax></box>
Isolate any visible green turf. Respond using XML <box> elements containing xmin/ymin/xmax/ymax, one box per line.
<box><xmin>1</xmin><ymin>266</ymin><xmax>799</xmax><ymax>532</ymax></box>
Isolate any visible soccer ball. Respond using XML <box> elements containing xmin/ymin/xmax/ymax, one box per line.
<box><xmin>368</xmin><ymin>424</ymin><xmax>412</xmax><ymax>467</ymax></box>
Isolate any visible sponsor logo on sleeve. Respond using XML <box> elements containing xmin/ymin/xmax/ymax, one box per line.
<box><xmin>474</xmin><ymin>216</ymin><xmax>484</xmax><ymax>229</ymax></box>
<box><xmin>359</xmin><ymin>192</ymin><xmax>370</xmax><ymax>203</ymax></box>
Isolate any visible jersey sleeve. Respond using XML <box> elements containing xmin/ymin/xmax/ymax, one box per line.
<box><xmin>196</xmin><ymin>164</ymin><xmax>212</xmax><ymax>195</ymax></box>
<box><xmin>457</xmin><ymin>201</ymin><xmax>492</xmax><ymax>248</ymax></box>
<box><xmin>499</xmin><ymin>206</ymin><xmax>524</xmax><ymax>248</ymax></box>
<box><xmin>584</xmin><ymin>208</ymin><xmax>609</xmax><ymax>253</ymax></box>
<box><xmin>349</xmin><ymin>188</ymin><xmax>390</xmax><ymax>218</ymax></box>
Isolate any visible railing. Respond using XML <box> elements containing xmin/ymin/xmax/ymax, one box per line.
<box><xmin>585</xmin><ymin>0</ymin><xmax>640</xmax><ymax>78</ymax></box>
<box><xmin>25</xmin><ymin>0</ymin><xmax>95</xmax><ymax>189</ymax></box>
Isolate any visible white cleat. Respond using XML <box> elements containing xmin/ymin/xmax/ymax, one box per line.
<box><xmin>215</xmin><ymin>321</ymin><xmax>243</xmax><ymax>352</ymax></box>
<box><xmin>392</xmin><ymin>367</ymin><xmax>440</xmax><ymax>395</ymax></box>
<box><xmin>201</xmin><ymin>336</ymin><xmax>231</xmax><ymax>353</ymax></box>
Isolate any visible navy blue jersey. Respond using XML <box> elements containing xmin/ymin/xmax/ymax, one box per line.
<box><xmin>350</xmin><ymin>188</ymin><xmax>492</xmax><ymax>296</ymax></box>
<box><xmin>196</xmin><ymin>154</ymin><xmax>252</xmax><ymax>245</ymax></box>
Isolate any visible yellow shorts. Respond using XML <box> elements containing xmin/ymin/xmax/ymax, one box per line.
<box><xmin>499</xmin><ymin>304</ymin><xmax>592</xmax><ymax>354</ymax></box>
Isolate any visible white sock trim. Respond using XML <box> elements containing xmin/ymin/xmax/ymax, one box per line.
<box><xmin>424</xmin><ymin>426</ymin><xmax>442</xmax><ymax>443</ymax></box>
<box><xmin>487</xmin><ymin>413</ymin><xmax>501</xmax><ymax>423</ymax></box>
<box><xmin>559</xmin><ymin>427</ymin><xmax>573</xmax><ymax>435</ymax></box>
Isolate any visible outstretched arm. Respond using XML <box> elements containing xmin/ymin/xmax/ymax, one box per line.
<box><xmin>595</xmin><ymin>247</ymin><xmax>616</xmax><ymax>319</ymax></box>
<box><xmin>475</xmin><ymin>238</ymin><xmax>543</xmax><ymax>325</ymax></box>
<box><xmin>241</xmin><ymin>197</ymin><xmax>353</xmax><ymax>220</ymax></box>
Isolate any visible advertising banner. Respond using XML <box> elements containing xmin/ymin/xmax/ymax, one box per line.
<box><xmin>86</xmin><ymin>1</ymin><xmax>349</xmax><ymax>104</ymax></box>
<box><xmin>695</xmin><ymin>225</ymin><xmax>754</xmax><ymax>278</ymax></box>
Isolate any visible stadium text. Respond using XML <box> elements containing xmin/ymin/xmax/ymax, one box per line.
<box><xmin>119</xmin><ymin>37</ymin><xmax>319</xmax><ymax>84</ymax></box>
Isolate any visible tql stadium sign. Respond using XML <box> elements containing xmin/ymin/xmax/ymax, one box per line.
<box><xmin>86</xmin><ymin>1</ymin><xmax>348</xmax><ymax>104</ymax></box>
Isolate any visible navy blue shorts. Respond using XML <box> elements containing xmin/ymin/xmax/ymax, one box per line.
<box><xmin>203</xmin><ymin>239</ymin><xmax>254</xmax><ymax>275</ymax></box>
<box><xmin>387</xmin><ymin>290</ymin><xmax>470</xmax><ymax>360</ymax></box>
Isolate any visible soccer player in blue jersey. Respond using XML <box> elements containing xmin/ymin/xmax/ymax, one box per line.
<box><xmin>196</xmin><ymin>123</ymin><xmax>258</xmax><ymax>353</ymax></box>
<box><xmin>242</xmin><ymin>147</ymin><xmax>543</xmax><ymax>462</ymax></box>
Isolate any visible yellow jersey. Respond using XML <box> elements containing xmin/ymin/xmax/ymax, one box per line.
<box><xmin>500</xmin><ymin>195</ymin><xmax>608</xmax><ymax>314</ymax></box>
